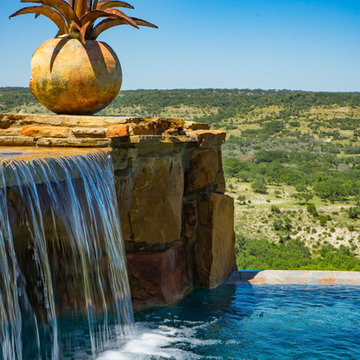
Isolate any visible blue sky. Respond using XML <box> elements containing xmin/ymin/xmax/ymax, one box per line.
<box><xmin>1</xmin><ymin>0</ymin><xmax>359</xmax><ymax>91</ymax></box>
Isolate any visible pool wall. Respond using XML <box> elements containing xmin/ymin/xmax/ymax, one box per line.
<box><xmin>228</xmin><ymin>270</ymin><xmax>360</xmax><ymax>285</ymax></box>
<box><xmin>0</xmin><ymin>113</ymin><xmax>237</xmax><ymax>312</ymax></box>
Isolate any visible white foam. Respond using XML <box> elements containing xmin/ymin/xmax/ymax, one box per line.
<box><xmin>97</xmin><ymin>321</ymin><xmax>222</xmax><ymax>360</ymax></box>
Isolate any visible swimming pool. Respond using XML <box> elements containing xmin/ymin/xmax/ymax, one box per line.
<box><xmin>98</xmin><ymin>283</ymin><xmax>360</xmax><ymax>360</ymax></box>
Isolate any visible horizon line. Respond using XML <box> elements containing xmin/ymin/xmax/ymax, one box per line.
<box><xmin>0</xmin><ymin>86</ymin><xmax>360</xmax><ymax>94</ymax></box>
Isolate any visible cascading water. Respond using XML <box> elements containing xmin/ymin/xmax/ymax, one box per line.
<box><xmin>0</xmin><ymin>151</ymin><xmax>134</xmax><ymax>359</ymax></box>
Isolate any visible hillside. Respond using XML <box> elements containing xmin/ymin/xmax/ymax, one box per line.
<box><xmin>2</xmin><ymin>87</ymin><xmax>360</xmax><ymax>270</ymax></box>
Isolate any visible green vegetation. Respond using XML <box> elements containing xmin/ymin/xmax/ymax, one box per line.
<box><xmin>2</xmin><ymin>87</ymin><xmax>360</xmax><ymax>271</ymax></box>
<box><xmin>251</xmin><ymin>177</ymin><xmax>267</xmax><ymax>194</ymax></box>
<box><xmin>236</xmin><ymin>235</ymin><xmax>360</xmax><ymax>271</ymax></box>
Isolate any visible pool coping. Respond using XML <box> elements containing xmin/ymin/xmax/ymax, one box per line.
<box><xmin>227</xmin><ymin>270</ymin><xmax>360</xmax><ymax>285</ymax></box>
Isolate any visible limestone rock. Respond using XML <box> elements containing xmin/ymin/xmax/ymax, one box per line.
<box><xmin>126</xmin><ymin>245</ymin><xmax>189</xmax><ymax>310</ymax></box>
<box><xmin>35</xmin><ymin>138</ymin><xmax>111</xmax><ymax>147</ymax></box>
<box><xmin>0</xmin><ymin>129</ymin><xmax>22</xmax><ymax>136</ymax></box>
<box><xmin>0</xmin><ymin>136</ymin><xmax>35</xmax><ymax>146</ymax></box>
<box><xmin>116</xmin><ymin>154</ymin><xmax>184</xmax><ymax>247</ymax></box>
<box><xmin>21</xmin><ymin>125</ymin><xmax>71</xmax><ymax>138</ymax></box>
<box><xmin>106</xmin><ymin>124</ymin><xmax>131</xmax><ymax>138</ymax></box>
<box><xmin>129</xmin><ymin>117</ymin><xmax>185</xmax><ymax>135</ymax></box>
<box><xmin>72</xmin><ymin>128</ymin><xmax>106</xmax><ymax>138</ymax></box>
<box><xmin>195</xmin><ymin>193</ymin><xmax>237</xmax><ymax>288</ymax></box>
<box><xmin>185</xmin><ymin>149</ymin><xmax>220</xmax><ymax>193</ymax></box>
<box><xmin>193</xmin><ymin>130</ymin><xmax>227</xmax><ymax>148</ymax></box>
<box><xmin>184</xmin><ymin>121</ymin><xmax>210</xmax><ymax>131</ymax></box>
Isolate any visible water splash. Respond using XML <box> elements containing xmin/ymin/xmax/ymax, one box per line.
<box><xmin>0</xmin><ymin>151</ymin><xmax>133</xmax><ymax>359</ymax></box>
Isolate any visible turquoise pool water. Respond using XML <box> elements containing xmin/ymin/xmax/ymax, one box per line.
<box><xmin>98</xmin><ymin>283</ymin><xmax>360</xmax><ymax>360</ymax></box>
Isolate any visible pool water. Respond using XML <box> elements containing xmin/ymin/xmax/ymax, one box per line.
<box><xmin>98</xmin><ymin>283</ymin><xmax>360</xmax><ymax>360</ymax></box>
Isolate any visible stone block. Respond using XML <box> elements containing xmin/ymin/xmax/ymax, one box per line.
<box><xmin>106</xmin><ymin>124</ymin><xmax>131</xmax><ymax>138</ymax></box>
<box><xmin>0</xmin><ymin>129</ymin><xmax>22</xmax><ymax>136</ymax></box>
<box><xmin>126</xmin><ymin>245</ymin><xmax>189</xmax><ymax>310</ymax></box>
<box><xmin>185</xmin><ymin>149</ymin><xmax>220</xmax><ymax>192</ymax></box>
<box><xmin>35</xmin><ymin>138</ymin><xmax>111</xmax><ymax>147</ymax></box>
<box><xmin>72</xmin><ymin>128</ymin><xmax>106</xmax><ymax>138</ymax></box>
<box><xmin>117</xmin><ymin>154</ymin><xmax>184</xmax><ymax>246</ymax></box>
<box><xmin>195</xmin><ymin>130</ymin><xmax>226</xmax><ymax>148</ymax></box>
<box><xmin>195</xmin><ymin>193</ymin><xmax>237</xmax><ymax>288</ymax></box>
<box><xmin>184</xmin><ymin>121</ymin><xmax>211</xmax><ymax>131</ymax></box>
<box><xmin>0</xmin><ymin>113</ymin><xmax>129</xmax><ymax>127</ymax></box>
<box><xmin>129</xmin><ymin>117</ymin><xmax>185</xmax><ymax>136</ymax></box>
<box><xmin>0</xmin><ymin>136</ymin><xmax>35</xmax><ymax>146</ymax></box>
<box><xmin>21</xmin><ymin>125</ymin><xmax>71</xmax><ymax>138</ymax></box>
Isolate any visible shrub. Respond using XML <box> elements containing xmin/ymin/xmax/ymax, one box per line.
<box><xmin>270</xmin><ymin>205</ymin><xmax>281</xmax><ymax>213</ymax></box>
<box><xmin>273</xmin><ymin>219</ymin><xmax>283</xmax><ymax>231</ymax></box>
<box><xmin>319</xmin><ymin>215</ymin><xmax>331</xmax><ymax>226</ymax></box>
<box><xmin>307</xmin><ymin>204</ymin><xmax>319</xmax><ymax>217</ymax></box>
<box><xmin>347</xmin><ymin>207</ymin><xmax>360</xmax><ymax>219</ymax></box>
<box><xmin>251</xmin><ymin>177</ymin><xmax>268</xmax><ymax>194</ymax></box>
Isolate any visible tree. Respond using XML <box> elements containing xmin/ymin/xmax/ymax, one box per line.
<box><xmin>251</xmin><ymin>177</ymin><xmax>267</xmax><ymax>194</ymax></box>
<box><xmin>291</xmin><ymin>189</ymin><xmax>313</xmax><ymax>204</ymax></box>
<box><xmin>313</xmin><ymin>179</ymin><xmax>351</xmax><ymax>201</ymax></box>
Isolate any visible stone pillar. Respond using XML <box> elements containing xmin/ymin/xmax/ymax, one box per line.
<box><xmin>195</xmin><ymin>193</ymin><xmax>237</xmax><ymax>288</ymax></box>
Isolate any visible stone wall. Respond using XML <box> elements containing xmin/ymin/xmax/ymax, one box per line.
<box><xmin>0</xmin><ymin>113</ymin><xmax>237</xmax><ymax>310</ymax></box>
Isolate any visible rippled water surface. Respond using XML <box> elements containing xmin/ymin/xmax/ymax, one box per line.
<box><xmin>97</xmin><ymin>284</ymin><xmax>360</xmax><ymax>360</ymax></box>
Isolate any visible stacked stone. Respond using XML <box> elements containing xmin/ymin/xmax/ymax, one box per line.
<box><xmin>0</xmin><ymin>113</ymin><xmax>237</xmax><ymax>310</ymax></box>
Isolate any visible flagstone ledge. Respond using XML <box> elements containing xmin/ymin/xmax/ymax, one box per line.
<box><xmin>228</xmin><ymin>270</ymin><xmax>360</xmax><ymax>285</ymax></box>
<box><xmin>0</xmin><ymin>114</ymin><xmax>225</xmax><ymax>148</ymax></box>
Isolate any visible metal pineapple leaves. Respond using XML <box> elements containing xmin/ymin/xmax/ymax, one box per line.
<box><xmin>9</xmin><ymin>0</ymin><xmax>157</xmax><ymax>43</ymax></box>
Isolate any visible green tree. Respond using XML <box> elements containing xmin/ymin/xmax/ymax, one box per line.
<box><xmin>251</xmin><ymin>177</ymin><xmax>267</xmax><ymax>194</ymax></box>
<box><xmin>314</xmin><ymin>179</ymin><xmax>351</xmax><ymax>201</ymax></box>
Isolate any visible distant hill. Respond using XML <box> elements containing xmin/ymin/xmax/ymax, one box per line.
<box><xmin>1</xmin><ymin>87</ymin><xmax>360</xmax><ymax>119</ymax></box>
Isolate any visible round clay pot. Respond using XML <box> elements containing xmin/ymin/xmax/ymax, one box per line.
<box><xmin>30</xmin><ymin>38</ymin><xmax>122</xmax><ymax>115</ymax></box>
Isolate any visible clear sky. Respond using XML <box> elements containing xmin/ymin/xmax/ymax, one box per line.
<box><xmin>1</xmin><ymin>0</ymin><xmax>359</xmax><ymax>91</ymax></box>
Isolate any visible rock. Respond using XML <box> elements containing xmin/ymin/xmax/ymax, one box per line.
<box><xmin>184</xmin><ymin>121</ymin><xmax>210</xmax><ymax>131</ymax></box>
<box><xmin>126</xmin><ymin>245</ymin><xmax>189</xmax><ymax>310</ymax></box>
<box><xmin>0</xmin><ymin>115</ymin><xmax>17</xmax><ymax>129</ymax></box>
<box><xmin>72</xmin><ymin>128</ymin><xmax>106</xmax><ymax>138</ymax></box>
<box><xmin>0</xmin><ymin>129</ymin><xmax>22</xmax><ymax>136</ymax></box>
<box><xmin>35</xmin><ymin>138</ymin><xmax>111</xmax><ymax>147</ymax></box>
<box><xmin>191</xmin><ymin>130</ymin><xmax>227</xmax><ymax>148</ymax></box>
<box><xmin>181</xmin><ymin>201</ymin><xmax>197</xmax><ymax>239</ymax></box>
<box><xmin>116</xmin><ymin>154</ymin><xmax>184</xmax><ymax>247</ymax></box>
<box><xmin>129</xmin><ymin>117</ymin><xmax>185</xmax><ymax>135</ymax></box>
<box><xmin>0</xmin><ymin>136</ymin><xmax>35</xmax><ymax>146</ymax></box>
<box><xmin>0</xmin><ymin>112</ymin><xmax>237</xmax><ymax>310</ymax></box>
<box><xmin>185</xmin><ymin>149</ymin><xmax>220</xmax><ymax>192</ymax></box>
<box><xmin>21</xmin><ymin>125</ymin><xmax>71</xmax><ymax>138</ymax></box>
<box><xmin>106</xmin><ymin>124</ymin><xmax>131</xmax><ymax>138</ymax></box>
<box><xmin>195</xmin><ymin>193</ymin><xmax>237</xmax><ymax>288</ymax></box>
<box><xmin>214</xmin><ymin>151</ymin><xmax>226</xmax><ymax>193</ymax></box>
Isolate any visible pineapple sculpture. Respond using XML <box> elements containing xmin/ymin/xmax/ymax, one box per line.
<box><xmin>10</xmin><ymin>0</ymin><xmax>157</xmax><ymax>115</ymax></box>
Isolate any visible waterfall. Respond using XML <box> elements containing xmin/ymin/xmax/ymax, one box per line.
<box><xmin>0</xmin><ymin>151</ymin><xmax>134</xmax><ymax>359</ymax></box>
